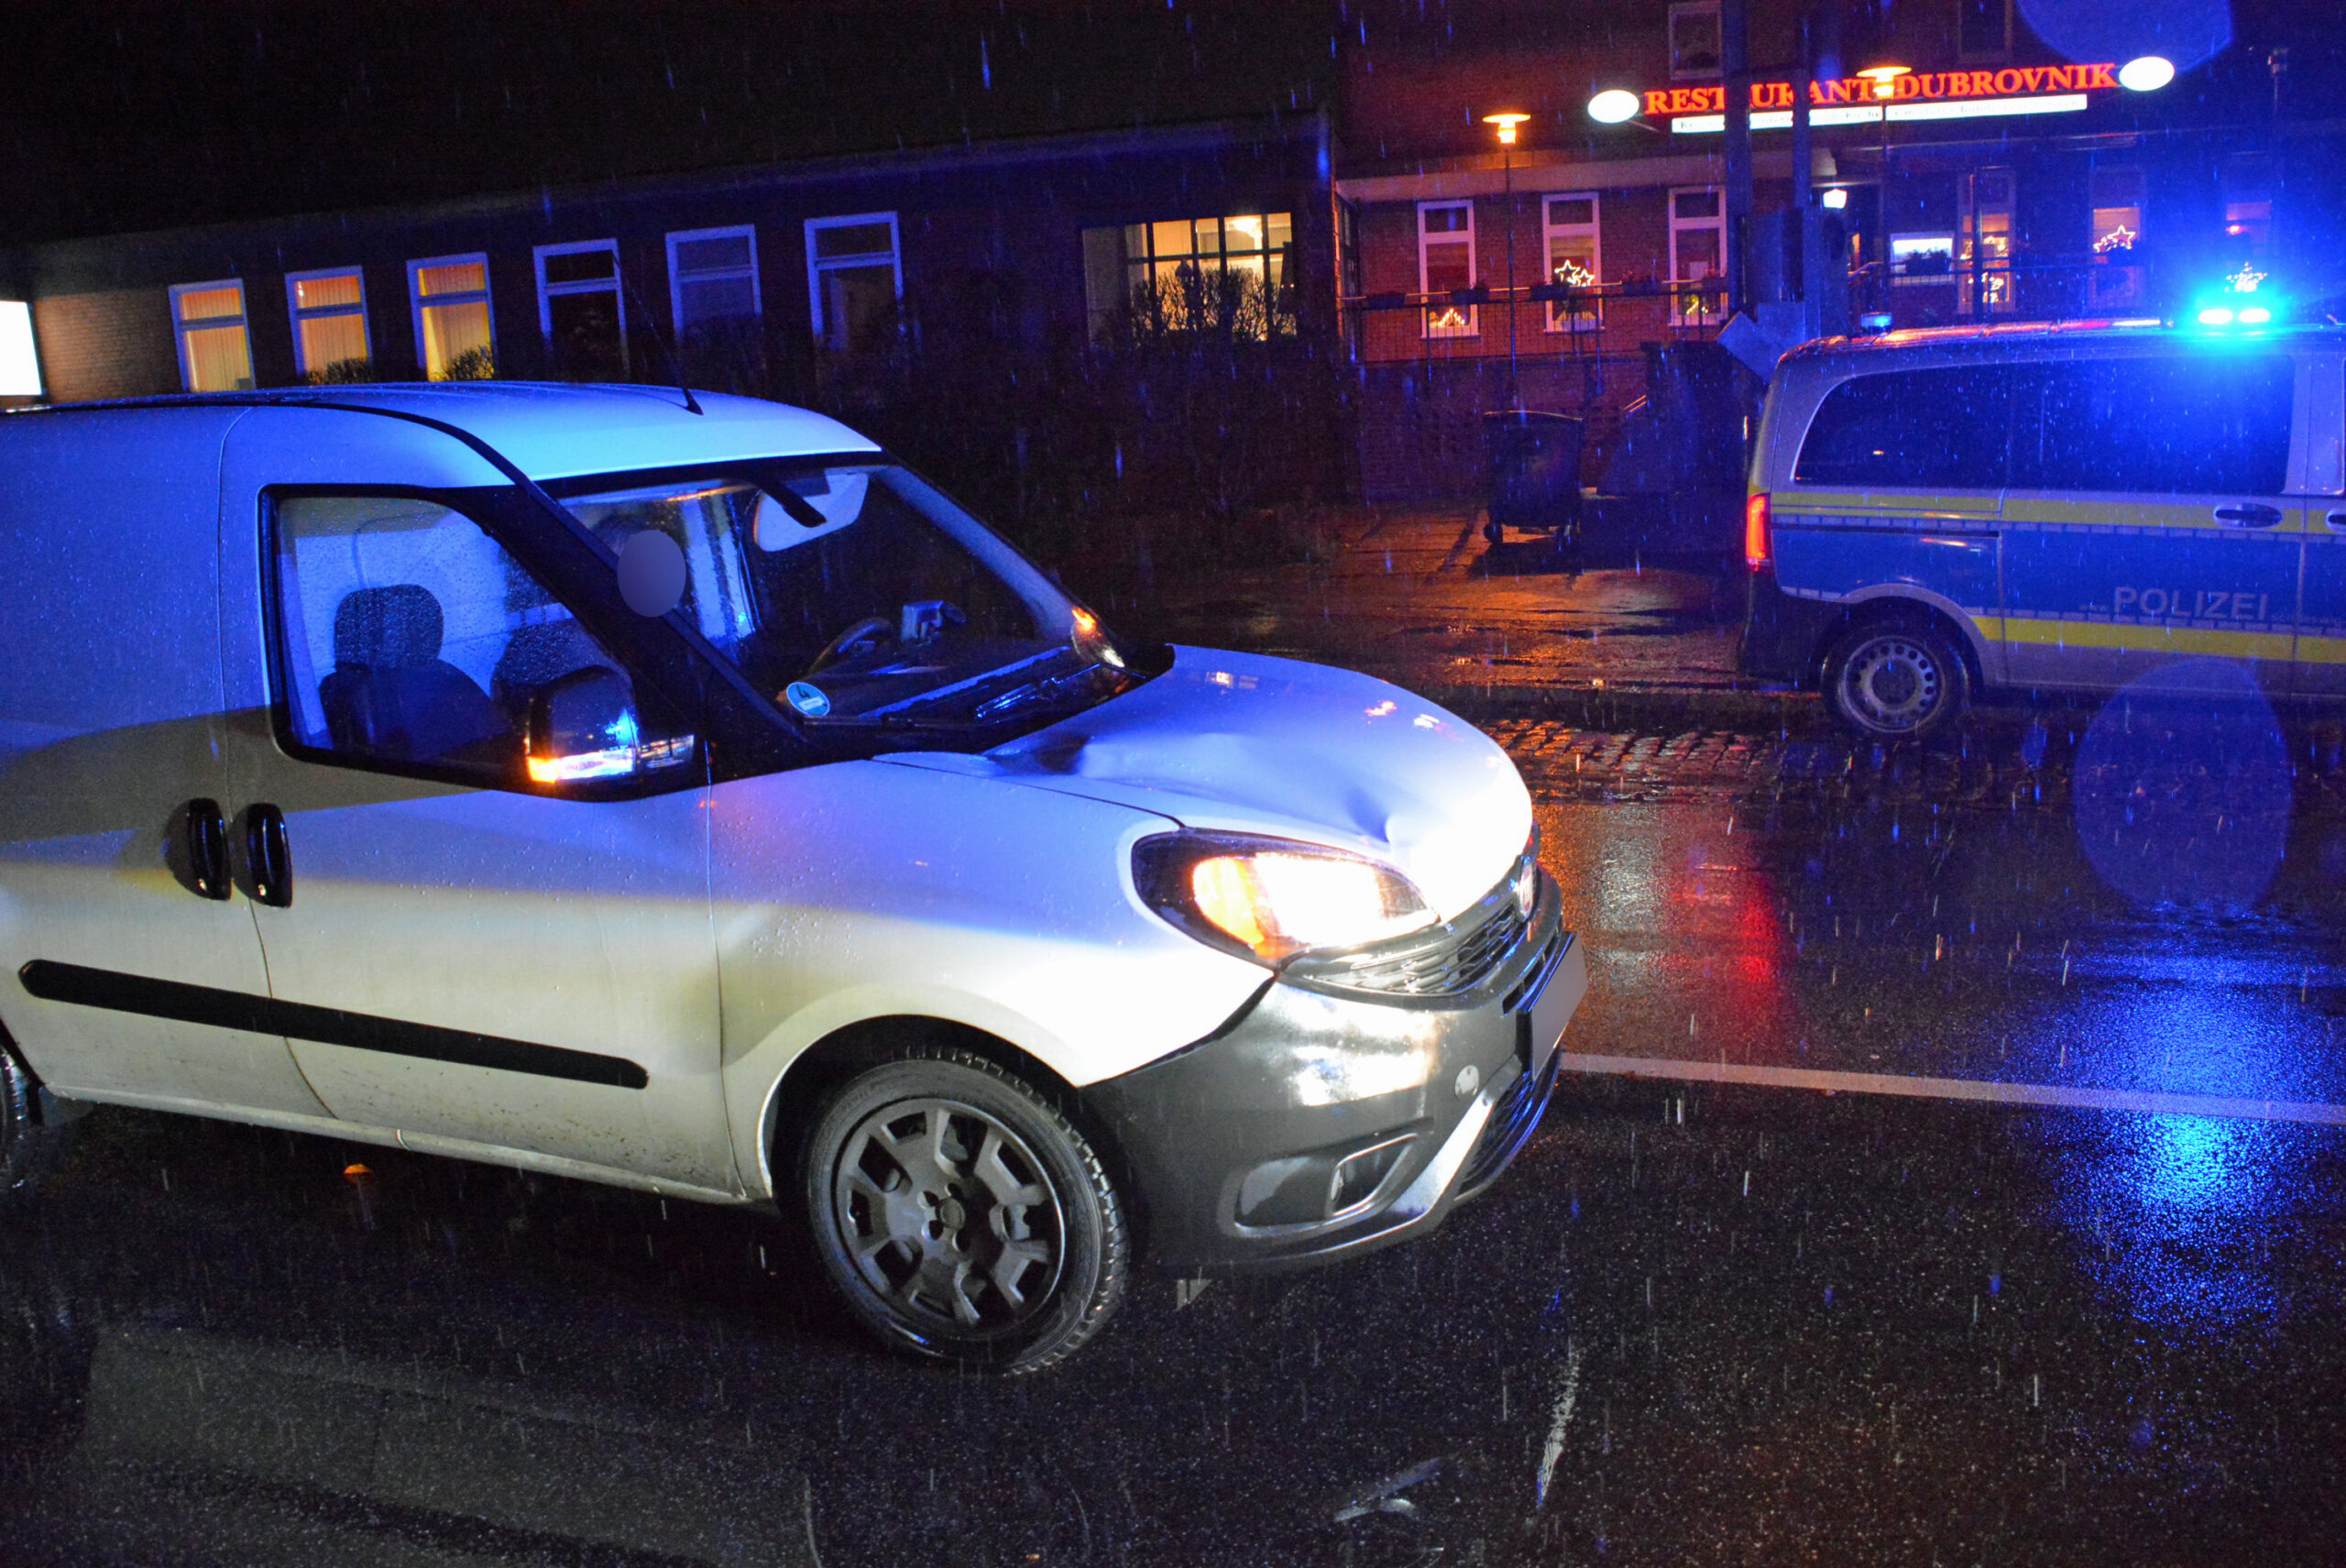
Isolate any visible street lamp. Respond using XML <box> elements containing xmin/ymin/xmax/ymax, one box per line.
<box><xmin>1857</xmin><ymin>66</ymin><xmax>1910</xmax><ymax>313</ymax></box>
<box><xmin>1482</xmin><ymin>112</ymin><xmax>1530</xmax><ymax>408</ymax></box>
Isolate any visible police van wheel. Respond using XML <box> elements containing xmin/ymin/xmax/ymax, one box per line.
<box><xmin>803</xmin><ymin>1047</ymin><xmax>1129</xmax><ymax>1375</ymax></box>
<box><xmin>1822</xmin><ymin>620</ymin><xmax>1968</xmax><ymax>742</ymax></box>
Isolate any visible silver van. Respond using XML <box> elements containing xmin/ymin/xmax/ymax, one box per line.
<box><xmin>0</xmin><ymin>385</ymin><xmax>1584</xmax><ymax>1371</ymax></box>
<box><xmin>1740</xmin><ymin>322</ymin><xmax>2346</xmax><ymax>739</ymax></box>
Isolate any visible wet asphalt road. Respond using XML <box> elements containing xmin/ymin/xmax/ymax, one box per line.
<box><xmin>4</xmin><ymin>708</ymin><xmax>2344</xmax><ymax>1566</ymax></box>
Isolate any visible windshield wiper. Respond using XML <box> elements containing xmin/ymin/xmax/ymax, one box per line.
<box><xmin>970</xmin><ymin>662</ymin><xmax>1111</xmax><ymax>721</ymax></box>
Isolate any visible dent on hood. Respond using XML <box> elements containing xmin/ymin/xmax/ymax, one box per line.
<box><xmin>974</xmin><ymin>649</ymin><xmax>1531</xmax><ymax>919</ymax></box>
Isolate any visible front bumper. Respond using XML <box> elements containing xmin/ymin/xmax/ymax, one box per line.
<box><xmin>1082</xmin><ymin>876</ymin><xmax>1585</xmax><ymax>1275</ymax></box>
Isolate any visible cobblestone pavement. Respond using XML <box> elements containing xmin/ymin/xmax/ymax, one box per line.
<box><xmin>1486</xmin><ymin>712</ymin><xmax>2346</xmax><ymax>817</ymax></box>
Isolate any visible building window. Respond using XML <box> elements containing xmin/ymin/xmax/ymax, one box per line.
<box><xmin>285</xmin><ymin>268</ymin><xmax>370</xmax><ymax>382</ymax></box>
<box><xmin>1542</xmin><ymin>194</ymin><xmax>1602</xmax><ymax>333</ymax></box>
<box><xmin>1418</xmin><ymin>201</ymin><xmax>1477</xmax><ymax>338</ymax></box>
<box><xmin>1666</xmin><ymin>188</ymin><xmax>1725</xmax><ymax>326</ymax></box>
<box><xmin>535</xmin><ymin>241</ymin><xmax>628</xmax><ymax>380</ymax></box>
<box><xmin>0</xmin><ymin>302</ymin><xmax>40</xmax><ymax>398</ymax></box>
<box><xmin>806</xmin><ymin>214</ymin><xmax>903</xmax><ymax>354</ymax></box>
<box><xmin>1669</xmin><ymin>3</ymin><xmax>1722</xmax><ymax>79</ymax></box>
<box><xmin>1108</xmin><ymin>213</ymin><xmax>1296</xmax><ymax>337</ymax></box>
<box><xmin>409</xmin><ymin>255</ymin><xmax>495</xmax><ymax>380</ymax></box>
<box><xmin>668</xmin><ymin>226</ymin><xmax>761</xmax><ymax>345</ymax></box>
<box><xmin>1957</xmin><ymin>168</ymin><xmax>2017</xmax><ymax>315</ymax></box>
<box><xmin>1957</xmin><ymin>0</ymin><xmax>2012</xmax><ymax>62</ymax></box>
<box><xmin>2222</xmin><ymin>154</ymin><xmax>2276</xmax><ymax>255</ymax></box>
<box><xmin>1891</xmin><ymin>234</ymin><xmax>1956</xmax><ymax>283</ymax></box>
<box><xmin>171</xmin><ymin>280</ymin><xmax>253</xmax><ymax>392</ymax></box>
<box><xmin>2089</xmin><ymin>169</ymin><xmax>2145</xmax><ymax>307</ymax></box>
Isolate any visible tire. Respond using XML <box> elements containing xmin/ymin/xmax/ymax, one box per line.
<box><xmin>0</xmin><ymin>1047</ymin><xmax>75</xmax><ymax>1202</ymax></box>
<box><xmin>1821</xmin><ymin>617</ymin><xmax>1969</xmax><ymax>742</ymax></box>
<box><xmin>801</xmin><ymin>1047</ymin><xmax>1128</xmax><ymax>1375</ymax></box>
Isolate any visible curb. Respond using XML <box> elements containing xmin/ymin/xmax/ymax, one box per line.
<box><xmin>1412</xmin><ymin>682</ymin><xmax>1822</xmax><ymax>734</ymax></box>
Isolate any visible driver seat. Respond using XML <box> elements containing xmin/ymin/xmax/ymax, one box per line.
<box><xmin>318</xmin><ymin>586</ymin><xmax>514</xmax><ymax>763</ymax></box>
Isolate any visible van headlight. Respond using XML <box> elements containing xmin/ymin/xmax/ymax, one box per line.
<box><xmin>1132</xmin><ymin>832</ymin><xmax>1436</xmax><ymax>964</ymax></box>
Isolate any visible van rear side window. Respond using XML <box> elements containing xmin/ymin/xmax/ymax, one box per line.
<box><xmin>2014</xmin><ymin>356</ymin><xmax>2293</xmax><ymax>495</ymax></box>
<box><xmin>1792</xmin><ymin>366</ymin><xmax>2014</xmax><ymax>489</ymax></box>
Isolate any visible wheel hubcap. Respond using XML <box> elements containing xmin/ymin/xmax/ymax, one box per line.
<box><xmin>1840</xmin><ymin>635</ymin><xmax>1942</xmax><ymax>733</ymax></box>
<box><xmin>832</xmin><ymin>1098</ymin><xmax>1067</xmax><ymax>1337</ymax></box>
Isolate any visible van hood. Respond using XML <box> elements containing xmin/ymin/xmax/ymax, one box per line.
<box><xmin>882</xmin><ymin>647</ymin><xmax>1532</xmax><ymax>921</ymax></box>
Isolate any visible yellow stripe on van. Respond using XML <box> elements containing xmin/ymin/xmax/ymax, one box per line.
<box><xmin>1988</xmin><ymin>615</ymin><xmax>2293</xmax><ymax>661</ymax></box>
<box><xmin>1999</xmin><ymin>496</ymin><xmax>2293</xmax><ymax>532</ymax></box>
<box><xmin>1789</xmin><ymin>490</ymin><xmax>2000</xmax><ymax>518</ymax></box>
<box><xmin>2287</xmin><ymin>635</ymin><xmax>2346</xmax><ymax>667</ymax></box>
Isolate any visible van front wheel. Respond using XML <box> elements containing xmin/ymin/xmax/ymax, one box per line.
<box><xmin>803</xmin><ymin>1047</ymin><xmax>1129</xmax><ymax>1374</ymax></box>
<box><xmin>1822</xmin><ymin>619</ymin><xmax>1968</xmax><ymax>741</ymax></box>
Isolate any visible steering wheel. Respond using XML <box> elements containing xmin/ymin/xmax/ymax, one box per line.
<box><xmin>808</xmin><ymin>615</ymin><xmax>895</xmax><ymax>674</ymax></box>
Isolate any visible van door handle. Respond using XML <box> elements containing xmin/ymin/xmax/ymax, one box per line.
<box><xmin>2212</xmin><ymin>503</ymin><xmax>2283</xmax><ymax>527</ymax></box>
<box><xmin>2328</xmin><ymin>510</ymin><xmax>2346</xmax><ymax>532</ymax></box>
<box><xmin>239</xmin><ymin>804</ymin><xmax>293</xmax><ymax>908</ymax></box>
<box><xmin>176</xmin><ymin>798</ymin><xmax>231</xmax><ymax>900</ymax></box>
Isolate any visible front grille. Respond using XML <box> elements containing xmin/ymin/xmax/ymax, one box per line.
<box><xmin>1290</xmin><ymin>846</ymin><xmax>1536</xmax><ymax>999</ymax></box>
<box><xmin>1455</xmin><ymin>1046</ymin><xmax>1561</xmax><ymax>1201</ymax></box>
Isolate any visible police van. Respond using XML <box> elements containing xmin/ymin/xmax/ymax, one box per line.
<box><xmin>1739</xmin><ymin>323</ymin><xmax>2346</xmax><ymax>739</ymax></box>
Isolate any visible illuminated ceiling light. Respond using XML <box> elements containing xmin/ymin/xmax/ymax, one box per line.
<box><xmin>1821</xmin><ymin>187</ymin><xmax>1848</xmax><ymax>209</ymax></box>
<box><xmin>2119</xmin><ymin>55</ymin><xmax>2176</xmax><ymax>92</ymax></box>
<box><xmin>1857</xmin><ymin>64</ymin><xmax>1911</xmax><ymax>100</ymax></box>
<box><xmin>1482</xmin><ymin>111</ymin><xmax>1531</xmax><ymax>145</ymax></box>
<box><xmin>1586</xmin><ymin>89</ymin><xmax>1640</xmax><ymax>125</ymax></box>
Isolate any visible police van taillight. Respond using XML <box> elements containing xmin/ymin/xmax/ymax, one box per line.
<box><xmin>1744</xmin><ymin>492</ymin><xmax>1772</xmax><ymax>570</ymax></box>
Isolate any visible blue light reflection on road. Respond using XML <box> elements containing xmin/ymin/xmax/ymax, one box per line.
<box><xmin>2008</xmin><ymin>950</ymin><xmax>2339</xmax><ymax>1103</ymax></box>
<box><xmin>2046</xmin><ymin>1110</ymin><xmax>2318</xmax><ymax>1333</ymax></box>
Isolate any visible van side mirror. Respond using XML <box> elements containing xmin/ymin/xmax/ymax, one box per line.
<box><xmin>525</xmin><ymin>666</ymin><xmax>641</xmax><ymax>784</ymax></box>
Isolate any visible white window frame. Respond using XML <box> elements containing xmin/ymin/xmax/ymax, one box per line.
<box><xmin>804</xmin><ymin>212</ymin><xmax>904</xmax><ymax>349</ymax></box>
<box><xmin>666</xmin><ymin>225</ymin><xmax>762</xmax><ymax>341</ymax></box>
<box><xmin>1417</xmin><ymin>200</ymin><xmax>1478</xmax><ymax>339</ymax></box>
<box><xmin>284</xmin><ymin>266</ymin><xmax>370</xmax><ymax>378</ymax></box>
<box><xmin>407</xmin><ymin>252</ymin><xmax>495</xmax><ymax>379</ymax></box>
<box><xmin>170</xmin><ymin>279</ymin><xmax>251</xmax><ymax>392</ymax></box>
<box><xmin>1667</xmin><ymin>186</ymin><xmax>1727</xmax><ymax>326</ymax></box>
<box><xmin>533</xmin><ymin>238</ymin><xmax>627</xmax><ymax>349</ymax></box>
<box><xmin>1541</xmin><ymin>192</ymin><xmax>1602</xmax><ymax>334</ymax></box>
<box><xmin>1669</xmin><ymin>2</ymin><xmax>1723</xmax><ymax>80</ymax></box>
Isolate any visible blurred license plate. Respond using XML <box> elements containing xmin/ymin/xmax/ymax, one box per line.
<box><xmin>1518</xmin><ymin>933</ymin><xmax>1585</xmax><ymax>1078</ymax></box>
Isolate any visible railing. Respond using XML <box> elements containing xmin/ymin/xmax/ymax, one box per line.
<box><xmin>1857</xmin><ymin>250</ymin><xmax>2154</xmax><ymax>324</ymax></box>
<box><xmin>1342</xmin><ymin>279</ymin><xmax>1732</xmax><ymax>362</ymax></box>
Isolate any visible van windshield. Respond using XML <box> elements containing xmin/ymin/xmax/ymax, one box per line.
<box><xmin>549</xmin><ymin>461</ymin><xmax>1136</xmax><ymax>728</ymax></box>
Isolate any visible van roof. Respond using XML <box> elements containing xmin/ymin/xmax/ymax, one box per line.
<box><xmin>11</xmin><ymin>383</ymin><xmax>882</xmax><ymax>480</ymax></box>
<box><xmin>1781</xmin><ymin>318</ymin><xmax>2346</xmax><ymax>367</ymax></box>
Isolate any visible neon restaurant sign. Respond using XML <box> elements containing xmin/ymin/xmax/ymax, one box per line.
<box><xmin>1650</xmin><ymin>63</ymin><xmax>2121</xmax><ymax>133</ymax></box>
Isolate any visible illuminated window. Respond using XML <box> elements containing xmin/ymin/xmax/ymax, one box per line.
<box><xmin>1542</xmin><ymin>193</ymin><xmax>1602</xmax><ymax>333</ymax></box>
<box><xmin>1957</xmin><ymin>168</ymin><xmax>2017</xmax><ymax>315</ymax></box>
<box><xmin>535</xmin><ymin>240</ymin><xmax>628</xmax><ymax>380</ymax></box>
<box><xmin>285</xmin><ymin>269</ymin><xmax>370</xmax><ymax>382</ymax></box>
<box><xmin>1108</xmin><ymin>213</ymin><xmax>1295</xmax><ymax>337</ymax></box>
<box><xmin>2089</xmin><ymin>170</ymin><xmax>2145</xmax><ymax>307</ymax></box>
<box><xmin>1669</xmin><ymin>2</ymin><xmax>1721</xmax><ymax>79</ymax></box>
<box><xmin>1667</xmin><ymin>188</ymin><xmax>1726</xmax><ymax>326</ymax></box>
<box><xmin>1891</xmin><ymin>234</ymin><xmax>1956</xmax><ymax>283</ymax></box>
<box><xmin>1957</xmin><ymin>0</ymin><xmax>2012</xmax><ymax>62</ymax></box>
<box><xmin>806</xmin><ymin>213</ymin><xmax>903</xmax><ymax>354</ymax></box>
<box><xmin>409</xmin><ymin>254</ymin><xmax>495</xmax><ymax>380</ymax></box>
<box><xmin>1418</xmin><ymin>201</ymin><xmax>1477</xmax><ymax>338</ymax></box>
<box><xmin>668</xmin><ymin>225</ymin><xmax>761</xmax><ymax>341</ymax></box>
<box><xmin>0</xmin><ymin>302</ymin><xmax>43</xmax><ymax>398</ymax></box>
<box><xmin>170</xmin><ymin>280</ymin><xmax>253</xmax><ymax>392</ymax></box>
<box><xmin>2221</xmin><ymin>154</ymin><xmax>2275</xmax><ymax>253</ymax></box>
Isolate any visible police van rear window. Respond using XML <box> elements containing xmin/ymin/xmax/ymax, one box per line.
<box><xmin>1793</xmin><ymin>366</ymin><xmax>2014</xmax><ymax>490</ymax></box>
<box><xmin>2012</xmin><ymin>356</ymin><xmax>2292</xmax><ymax>496</ymax></box>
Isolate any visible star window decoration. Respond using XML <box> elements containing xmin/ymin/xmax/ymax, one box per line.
<box><xmin>2092</xmin><ymin>225</ymin><xmax>2137</xmax><ymax>254</ymax></box>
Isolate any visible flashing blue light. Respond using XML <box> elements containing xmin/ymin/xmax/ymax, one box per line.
<box><xmin>2197</xmin><ymin>306</ymin><xmax>2233</xmax><ymax>325</ymax></box>
<box><xmin>2238</xmin><ymin>306</ymin><xmax>2271</xmax><ymax>324</ymax></box>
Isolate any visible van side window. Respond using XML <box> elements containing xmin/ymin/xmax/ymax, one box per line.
<box><xmin>2014</xmin><ymin>356</ymin><xmax>2293</xmax><ymax>495</ymax></box>
<box><xmin>269</xmin><ymin>495</ymin><xmax>696</xmax><ymax>791</ymax></box>
<box><xmin>1792</xmin><ymin>367</ymin><xmax>2014</xmax><ymax>489</ymax></box>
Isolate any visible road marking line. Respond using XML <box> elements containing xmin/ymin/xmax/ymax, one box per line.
<box><xmin>1534</xmin><ymin>1341</ymin><xmax>1584</xmax><ymax>1510</ymax></box>
<box><xmin>1553</xmin><ymin>1052</ymin><xmax>2346</xmax><ymax>1125</ymax></box>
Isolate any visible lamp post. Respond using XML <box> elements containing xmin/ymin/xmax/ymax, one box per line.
<box><xmin>1857</xmin><ymin>65</ymin><xmax>1910</xmax><ymax>314</ymax></box>
<box><xmin>1483</xmin><ymin>112</ymin><xmax>1530</xmax><ymax>410</ymax></box>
